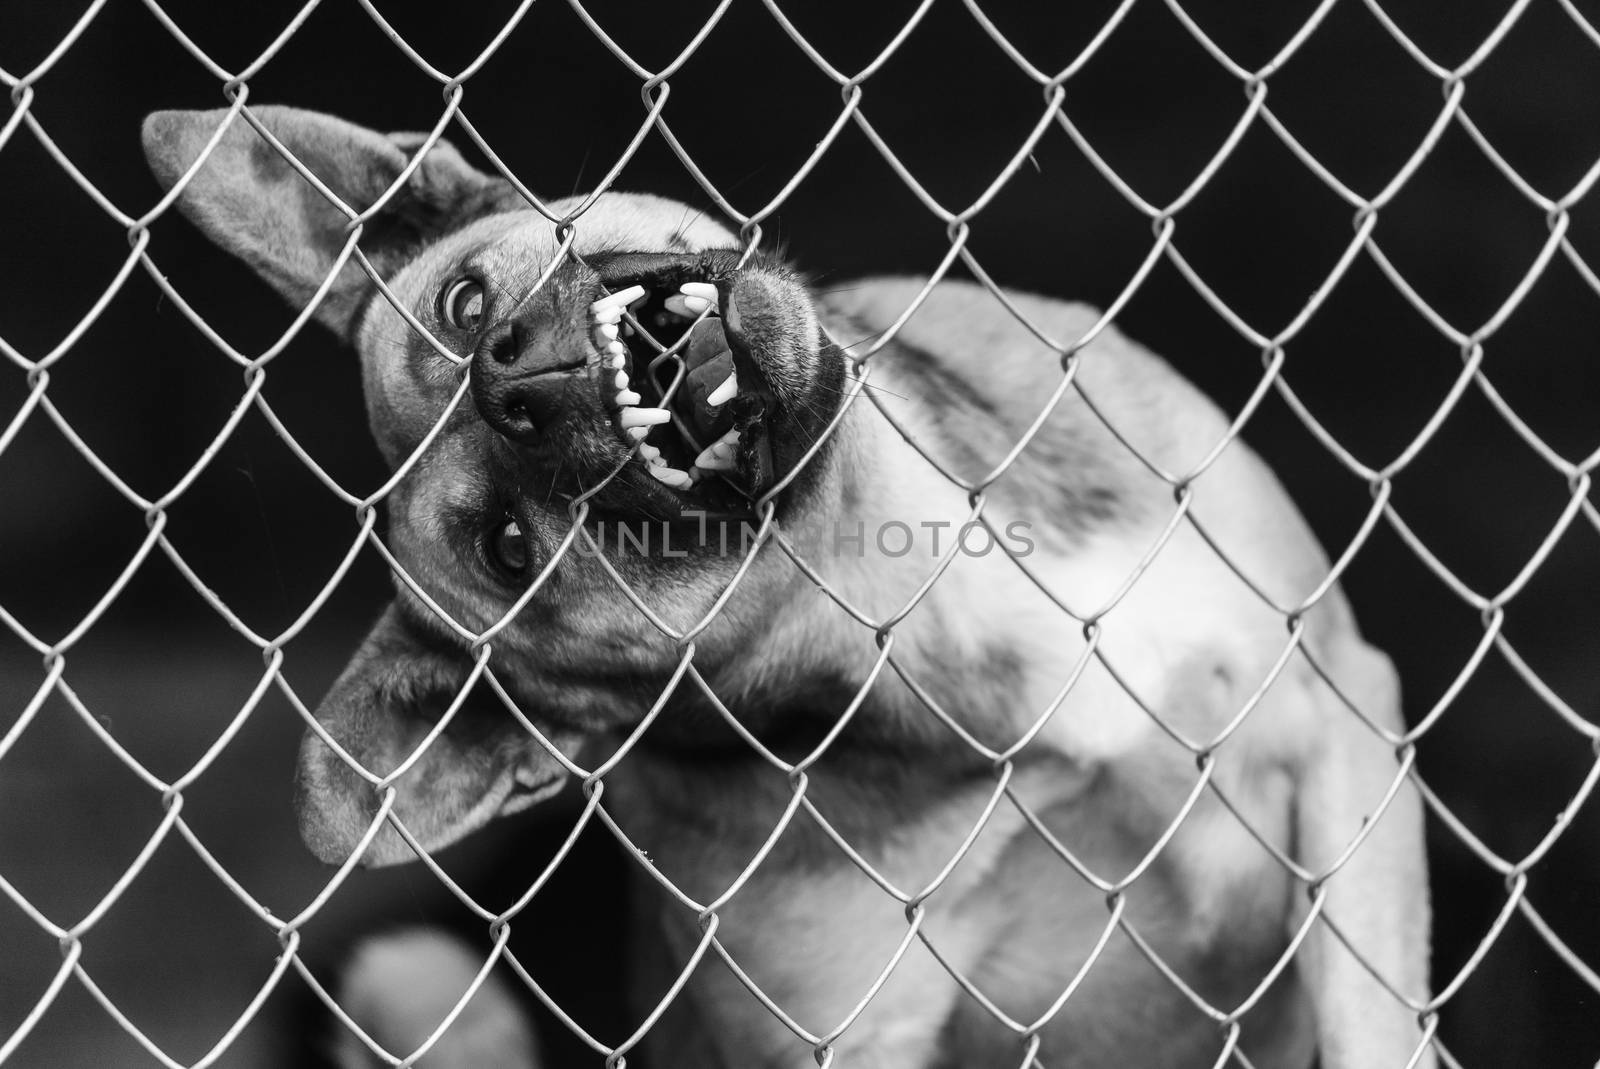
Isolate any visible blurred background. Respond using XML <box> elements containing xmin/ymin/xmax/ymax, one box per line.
<box><xmin>1</xmin><ymin>0</ymin><xmax>1596</xmax><ymax>1066</ymax></box>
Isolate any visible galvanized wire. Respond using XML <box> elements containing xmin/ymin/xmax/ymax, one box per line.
<box><xmin>1</xmin><ymin>2</ymin><xmax>1597</xmax><ymax>1068</ymax></box>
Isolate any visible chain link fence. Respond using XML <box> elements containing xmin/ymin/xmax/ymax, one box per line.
<box><xmin>2</xmin><ymin>1</ymin><xmax>1598</xmax><ymax>1066</ymax></box>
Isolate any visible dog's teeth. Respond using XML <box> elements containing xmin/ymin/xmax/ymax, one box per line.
<box><xmin>595</xmin><ymin>322</ymin><xmax>619</xmax><ymax>342</ymax></box>
<box><xmin>615</xmin><ymin>389</ymin><xmax>641</xmax><ymax>406</ymax></box>
<box><xmin>627</xmin><ymin>425</ymin><xmax>650</xmax><ymax>441</ymax></box>
<box><xmin>693</xmin><ymin>428</ymin><xmax>740</xmax><ymax>471</ymax></box>
<box><xmin>693</xmin><ymin>449</ymin><xmax>735</xmax><ymax>472</ymax></box>
<box><xmin>638</xmin><ymin>442</ymin><xmax>663</xmax><ymax>464</ymax></box>
<box><xmin>614</xmin><ymin>370</ymin><xmax>629</xmax><ymax>390</ymax></box>
<box><xmin>593</xmin><ymin>305</ymin><xmax>622</xmax><ymax>326</ymax></box>
<box><xmin>664</xmin><ymin>293</ymin><xmax>714</xmax><ymax>318</ymax></box>
<box><xmin>705</xmin><ymin>368</ymin><xmax>738</xmax><ymax>407</ymax></box>
<box><xmin>680</xmin><ymin>282</ymin><xmax>719</xmax><ymax>302</ymax></box>
<box><xmin>606</xmin><ymin>342</ymin><xmax>627</xmax><ymax>369</ymax></box>
<box><xmin>648</xmin><ymin>465</ymin><xmax>694</xmax><ymax>489</ymax></box>
<box><xmin>592</xmin><ymin>285</ymin><xmax>646</xmax><ymax>314</ymax></box>
<box><xmin>619</xmin><ymin>407</ymin><xmax>671</xmax><ymax>429</ymax></box>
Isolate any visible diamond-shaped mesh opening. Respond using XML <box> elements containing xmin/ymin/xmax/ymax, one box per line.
<box><xmin>3</xmin><ymin>1</ymin><xmax>1597</xmax><ymax>1067</ymax></box>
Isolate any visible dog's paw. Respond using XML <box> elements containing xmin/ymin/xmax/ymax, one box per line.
<box><xmin>331</xmin><ymin>927</ymin><xmax>541</xmax><ymax>1069</ymax></box>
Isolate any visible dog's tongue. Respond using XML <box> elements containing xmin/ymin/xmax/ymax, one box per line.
<box><xmin>679</xmin><ymin>318</ymin><xmax>737</xmax><ymax>440</ymax></box>
<box><xmin>683</xmin><ymin>316</ymin><xmax>729</xmax><ymax>372</ymax></box>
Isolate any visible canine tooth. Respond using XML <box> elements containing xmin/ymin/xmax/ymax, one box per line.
<box><xmin>693</xmin><ymin>446</ymin><xmax>735</xmax><ymax>472</ymax></box>
<box><xmin>664</xmin><ymin>293</ymin><xmax>713</xmax><ymax>318</ymax></box>
<box><xmin>592</xmin><ymin>285</ymin><xmax>646</xmax><ymax>312</ymax></box>
<box><xmin>648</xmin><ymin>465</ymin><xmax>694</xmax><ymax>488</ymax></box>
<box><xmin>693</xmin><ymin>427</ymin><xmax>741</xmax><ymax>470</ymax></box>
<box><xmin>705</xmin><ymin>368</ymin><xmax>738</xmax><ymax>407</ymax></box>
<box><xmin>614</xmin><ymin>370</ymin><xmax>629</xmax><ymax>390</ymax></box>
<box><xmin>615</xmin><ymin>389</ymin><xmax>641</xmax><ymax>406</ymax></box>
<box><xmin>619</xmin><ymin>407</ymin><xmax>671</xmax><ymax>429</ymax></box>
<box><xmin>680</xmin><ymin>281</ymin><xmax>719</xmax><ymax>302</ymax></box>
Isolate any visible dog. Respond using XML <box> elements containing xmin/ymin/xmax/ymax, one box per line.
<box><xmin>142</xmin><ymin>105</ymin><xmax>1435</xmax><ymax>1069</ymax></box>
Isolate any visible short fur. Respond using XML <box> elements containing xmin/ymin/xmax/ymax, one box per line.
<box><xmin>143</xmin><ymin>106</ymin><xmax>1435</xmax><ymax>1069</ymax></box>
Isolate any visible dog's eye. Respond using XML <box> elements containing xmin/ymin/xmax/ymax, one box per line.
<box><xmin>487</xmin><ymin>517</ymin><xmax>529</xmax><ymax>577</ymax></box>
<box><xmin>442</xmin><ymin>277</ymin><xmax>485</xmax><ymax>331</ymax></box>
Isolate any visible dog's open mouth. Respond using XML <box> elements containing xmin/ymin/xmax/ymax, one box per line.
<box><xmin>585</xmin><ymin>263</ymin><xmax>778</xmax><ymax>513</ymax></box>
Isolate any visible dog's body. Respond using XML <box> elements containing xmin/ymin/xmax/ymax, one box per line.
<box><xmin>143</xmin><ymin>107</ymin><xmax>1434</xmax><ymax>1069</ymax></box>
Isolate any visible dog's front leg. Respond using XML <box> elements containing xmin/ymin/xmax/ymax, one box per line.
<box><xmin>1292</xmin><ymin>639</ymin><xmax>1435</xmax><ymax>1069</ymax></box>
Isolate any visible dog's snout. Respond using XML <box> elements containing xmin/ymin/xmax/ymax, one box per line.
<box><xmin>470</xmin><ymin>317</ymin><xmax>584</xmax><ymax>445</ymax></box>
<box><xmin>484</xmin><ymin>320</ymin><xmax>524</xmax><ymax>366</ymax></box>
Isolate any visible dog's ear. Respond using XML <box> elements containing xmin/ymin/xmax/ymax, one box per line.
<box><xmin>141</xmin><ymin>106</ymin><xmax>511</xmax><ymax>337</ymax></box>
<box><xmin>295</xmin><ymin>603</ymin><xmax>577</xmax><ymax>867</ymax></box>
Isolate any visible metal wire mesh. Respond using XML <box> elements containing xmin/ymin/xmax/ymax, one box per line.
<box><xmin>2</xmin><ymin>1</ymin><xmax>1598</xmax><ymax>1067</ymax></box>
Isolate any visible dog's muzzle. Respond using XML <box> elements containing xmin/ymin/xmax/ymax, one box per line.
<box><xmin>470</xmin><ymin>315</ymin><xmax>584</xmax><ymax>445</ymax></box>
<box><xmin>466</xmin><ymin>251</ymin><xmax>806</xmax><ymax>512</ymax></box>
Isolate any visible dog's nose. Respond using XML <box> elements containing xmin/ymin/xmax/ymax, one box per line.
<box><xmin>469</xmin><ymin>318</ymin><xmax>584</xmax><ymax>444</ymax></box>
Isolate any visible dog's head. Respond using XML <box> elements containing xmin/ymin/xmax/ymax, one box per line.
<box><xmin>142</xmin><ymin>106</ymin><xmax>848</xmax><ymax>864</ymax></box>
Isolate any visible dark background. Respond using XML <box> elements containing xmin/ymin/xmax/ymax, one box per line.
<box><xmin>1</xmin><ymin>1</ymin><xmax>1597</xmax><ymax>1066</ymax></box>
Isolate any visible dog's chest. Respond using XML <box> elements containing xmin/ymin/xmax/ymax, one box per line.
<box><xmin>623</xmin><ymin>748</ymin><xmax>1295</xmax><ymax>1069</ymax></box>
